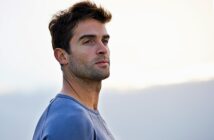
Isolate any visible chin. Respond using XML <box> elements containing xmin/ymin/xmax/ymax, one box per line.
<box><xmin>93</xmin><ymin>73</ymin><xmax>110</xmax><ymax>81</ymax></box>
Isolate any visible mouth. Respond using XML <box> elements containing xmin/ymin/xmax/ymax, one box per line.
<box><xmin>95</xmin><ymin>60</ymin><xmax>109</xmax><ymax>64</ymax></box>
<box><xmin>95</xmin><ymin>60</ymin><xmax>110</xmax><ymax>67</ymax></box>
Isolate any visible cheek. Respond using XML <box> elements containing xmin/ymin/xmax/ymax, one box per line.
<box><xmin>74</xmin><ymin>51</ymin><xmax>94</xmax><ymax>64</ymax></box>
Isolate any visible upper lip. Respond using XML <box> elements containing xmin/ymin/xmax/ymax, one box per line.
<box><xmin>95</xmin><ymin>60</ymin><xmax>109</xmax><ymax>64</ymax></box>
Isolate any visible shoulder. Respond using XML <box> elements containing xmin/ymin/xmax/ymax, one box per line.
<box><xmin>42</xmin><ymin>96</ymin><xmax>95</xmax><ymax>140</ymax></box>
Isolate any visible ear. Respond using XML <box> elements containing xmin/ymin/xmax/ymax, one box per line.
<box><xmin>54</xmin><ymin>48</ymin><xmax>69</xmax><ymax>65</ymax></box>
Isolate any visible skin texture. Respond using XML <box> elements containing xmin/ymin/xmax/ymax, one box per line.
<box><xmin>54</xmin><ymin>19</ymin><xmax>110</xmax><ymax>110</ymax></box>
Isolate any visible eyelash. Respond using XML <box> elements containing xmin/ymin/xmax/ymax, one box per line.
<box><xmin>83</xmin><ymin>39</ymin><xmax>95</xmax><ymax>45</ymax></box>
<box><xmin>83</xmin><ymin>39</ymin><xmax>109</xmax><ymax>46</ymax></box>
<box><xmin>102</xmin><ymin>39</ymin><xmax>109</xmax><ymax>45</ymax></box>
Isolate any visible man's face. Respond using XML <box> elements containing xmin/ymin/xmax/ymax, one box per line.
<box><xmin>68</xmin><ymin>19</ymin><xmax>110</xmax><ymax>81</ymax></box>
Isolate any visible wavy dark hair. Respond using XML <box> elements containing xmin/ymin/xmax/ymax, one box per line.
<box><xmin>49</xmin><ymin>1</ymin><xmax>112</xmax><ymax>54</ymax></box>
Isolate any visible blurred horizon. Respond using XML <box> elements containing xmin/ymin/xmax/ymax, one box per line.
<box><xmin>1</xmin><ymin>78</ymin><xmax>214</xmax><ymax>95</ymax></box>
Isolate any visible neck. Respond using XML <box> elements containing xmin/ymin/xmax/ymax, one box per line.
<box><xmin>61</xmin><ymin>73</ymin><xmax>102</xmax><ymax>110</ymax></box>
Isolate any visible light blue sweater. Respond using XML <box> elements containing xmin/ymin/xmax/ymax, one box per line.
<box><xmin>33</xmin><ymin>94</ymin><xmax>114</xmax><ymax>140</ymax></box>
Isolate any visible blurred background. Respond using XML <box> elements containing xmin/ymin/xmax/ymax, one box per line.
<box><xmin>0</xmin><ymin>0</ymin><xmax>214</xmax><ymax>139</ymax></box>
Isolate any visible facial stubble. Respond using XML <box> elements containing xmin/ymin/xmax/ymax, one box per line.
<box><xmin>68</xmin><ymin>56</ymin><xmax>110</xmax><ymax>81</ymax></box>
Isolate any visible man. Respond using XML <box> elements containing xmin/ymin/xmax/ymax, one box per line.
<box><xmin>33</xmin><ymin>1</ymin><xmax>114</xmax><ymax>140</ymax></box>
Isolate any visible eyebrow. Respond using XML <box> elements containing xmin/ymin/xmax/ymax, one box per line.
<box><xmin>78</xmin><ymin>34</ymin><xmax>110</xmax><ymax>42</ymax></box>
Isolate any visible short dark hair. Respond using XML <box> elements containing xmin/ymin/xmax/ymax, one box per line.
<box><xmin>49</xmin><ymin>1</ymin><xmax>112</xmax><ymax>54</ymax></box>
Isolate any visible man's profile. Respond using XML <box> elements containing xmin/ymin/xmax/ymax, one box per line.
<box><xmin>33</xmin><ymin>1</ymin><xmax>114</xmax><ymax>139</ymax></box>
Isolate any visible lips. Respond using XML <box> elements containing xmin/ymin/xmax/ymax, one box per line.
<box><xmin>95</xmin><ymin>59</ymin><xmax>110</xmax><ymax>67</ymax></box>
<box><xmin>95</xmin><ymin>60</ymin><xmax>109</xmax><ymax>64</ymax></box>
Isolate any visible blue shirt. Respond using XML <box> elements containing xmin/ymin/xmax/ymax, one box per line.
<box><xmin>33</xmin><ymin>94</ymin><xmax>114</xmax><ymax>140</ymax></box>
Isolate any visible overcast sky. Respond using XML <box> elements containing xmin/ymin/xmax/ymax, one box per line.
<box><xmin>0</xmin><ymin>0</ymin><xmax>214</xmax><ymax>93</ymax></box>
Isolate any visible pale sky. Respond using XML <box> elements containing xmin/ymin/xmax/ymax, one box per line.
<box><xmin>0</xmin><ymin>0</ymin><xmax>214</xmax><ymax>93</ymax></box>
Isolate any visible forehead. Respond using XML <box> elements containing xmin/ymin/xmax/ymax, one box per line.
<box><xmin>72</xmin><ymin>19</ymin><xmax>108</xmax><ymax>38</ymax></box>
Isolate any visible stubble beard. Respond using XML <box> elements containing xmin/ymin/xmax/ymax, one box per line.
<box><xmin>68</xmin><ymin>57</ymin><xmax>110</xmax><ymax>81</ymax></box>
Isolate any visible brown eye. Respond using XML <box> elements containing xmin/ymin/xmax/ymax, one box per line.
<box><xmin>102</xmin><ymin>39</ymin><xmax>109</xmax><ymax>46</ymax></box>
<box><xmin>83</xmin><ymin>39</ymin><xmax>96</xmax><ymax>45</ymax></box>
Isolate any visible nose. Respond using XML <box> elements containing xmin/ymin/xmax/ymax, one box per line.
<box><xmin>96</xmin><ymin>41</ymin><xmax>108</xmax><ymax>55</ymax></box>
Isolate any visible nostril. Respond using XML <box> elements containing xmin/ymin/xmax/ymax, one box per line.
<box><xmin>97</xmin><ymin>49</ymin><xmax>106</xmax><ymax>54</ymax></box>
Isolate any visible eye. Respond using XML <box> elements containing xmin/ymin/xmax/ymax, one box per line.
<box><xmin>102</xmin><ymin>38</ymin><xmax>109</xmax><ymax>46</ymax></box>
<box><xmin>83</xmin><ymin>39</ymin><xmax>96</xmax><ymax>45</ymax></box>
